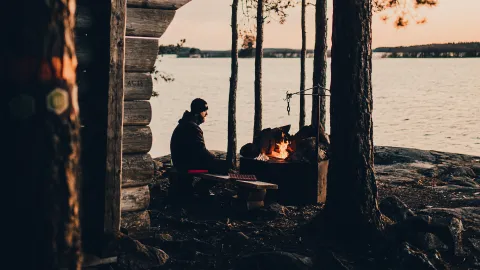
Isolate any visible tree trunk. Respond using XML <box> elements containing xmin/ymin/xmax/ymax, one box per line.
<box><xmin>253</xmin><ymin>0</ymin><xmax>264</xmax><ymax>139</ymax></box>
<box><xmin>312</xmin><ymin>0</ymin><xmax>328</xmax><ymax>129</ymax></box>
<box><xmin>324</xmin><ymin>0</ymin><xmax>383</xmax><ymax>244</ymax></box>
<box><xmin>227</xmin><ymin>0</ymin><xmax>239</xmax><ymax>169</ymax></box>
<box><xmin>1</xmin><ymin>0</ymin><xmax>82</xmax><ymax>269</ymax></box>
<box><xmin>299</xmin><ymin>0</ymin><xmax>306</xmax><ymax>129</ymax></box>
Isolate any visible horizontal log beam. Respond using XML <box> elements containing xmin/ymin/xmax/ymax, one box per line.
<box><xmin>127</xmin><ymin>0</ymin><xmax>192</xmax><ymax>10</ymax></box>
<box><xmin>121</xmin><ymin>185</ymin><xmax>150</xmax><ymax>212</ymax></box>
<box><xmin>121</xmin><ymin>210</ymin><xmax>151</xmax><ymax>232</ymax></box>
<box><xmin>126</xmin><ymin>8</ymin><xmax>175</xmax><ymax>38</ymax></box>
<box><xmin>123</xmin><ymin>126</ymin><xmax>152</xmax><ymax>154</ymax></box>
<box><xmin>122</xmin><ymin>154</ymin><xmax>154</xmax><ymax>187</ymax></box>
<box><xmin>77</xmin><ymin>36</ymin><xmax>158</xmax><ymax>72</ymax></box>
<box><xmin>125</xmin><ymin>37</ymin><xmax>159</xmax><ymax>72</ymax></box>
<box><xmin>124</xmin><ymin>101</ymin><xmax>152</xmax><ymax>126</ymax></box>
<box><xmin>125</xmin><ymin>72</ymin><xmax>153</xmax><ymax>100</ymax></box>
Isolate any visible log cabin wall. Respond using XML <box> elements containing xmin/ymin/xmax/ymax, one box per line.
<box><xmin>120</xmin><ymin>0</ymin><xmax>191</xmax><ymax>234</ymax></box>
<box><xmin>75</xmin><ymin>0</ymin><xmax>191</xmax><ymax>249</ymax></box>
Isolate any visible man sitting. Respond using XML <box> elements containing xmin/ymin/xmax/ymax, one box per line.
<box><xmin>170</xmin><ymin>98</ymin><xmax>227</xmax><ymax>174</ymax></box>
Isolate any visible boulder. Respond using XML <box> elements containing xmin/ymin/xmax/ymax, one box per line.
<box><xmin>394</xmin><ymin>242</ymin><xmax>437</xmax><ymax>270</ymax></box>
<box><xmin>380</xmin><ymin>196</ymin><xmax>415</xmax><ymax>223</ymax></box>
<box><xmin>106</xmin><ymin>232</ymin><xmax>169</xmax><ymax>270</ymax></box>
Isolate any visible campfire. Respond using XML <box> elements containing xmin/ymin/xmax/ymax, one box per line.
<box><xmin>239</xmin><ymin>124</ymin><xmax>330</xmax><ymax>205</ymax></box>
<box><xmin>240</xmin><ymin>124</ymin><xmax>330</xmax><ymax>164</ymax></box>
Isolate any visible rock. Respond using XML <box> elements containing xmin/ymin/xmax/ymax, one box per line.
<box><xmin>234</xmin><ymin>251</ymin><xmax>314</xmax><ymax>270</ymax></box>
<box><xmin>107</xmin><ymin>232</ymin><xmax>169</xmax><ymax>270</ymax></box>
<box><xmin>447</xmin><ymin>217</ymin><xmax>465</xmax><ymax>257</ymax></box>
<box><xmin>154</xmin><ymin>155</ymin><xmax>171</xmax><ymax>164</ymax></box>
<box><xmin>418</xmin><ymin>207</ymin><xmax>480</xmax><ymax>229</ymax></box>
<box><xmin>374</xmin><ymin>146</ymin><xmax>436</xmax><ymax>165</ymax></box>
<box><xmin>469</xmin><ymin>238</ymin><xmax>480</xmax><ymax>253</ymax></box>
<box><xmin>442</xmin><ymin>176</ymin><xmax>479</xmax><ymax>187</ymax></box>
<box><xmin>224</xmin><ymin>231</ymin><xmax>250</xmax><ymax>247</ymax></box>
<box><xmin>472</xmin><ymin>164</ymin><xmax>480</xmax><ymax>176</ymax></box>
<box><xmin>438</xmin><ymin>165</ymin><xmax>477</xmax><ymax>185</ymax></box>
<box><xmin>395</xmin><ymin>242</ymin><xmax>437</xmax><ymax>270</ymax></box>
<box><xmin>414</xmin><ymin>233</ymin><xmax>448</xmax><ymax>252</ymax></box>
<box><xmin>447</xmin><ymin>166</ymin><xmax>476</xmax><ymax>178</ymax></box>
<box><xmin>156</xmin><ymin>233</ymin><xmax>173</xmax><ymax>242</ymax></box>
<box><xmin>266</xmin><ymin>203</ymin><xmax>288</xmax><ymax>217</ymax></box>
<box><xmin>380</xmin><ymin>196</ymin><xmax>415</xmax><ymax>223</ymax></box>
<box><xmin>153</xmin><ymin>160</ymin><xmax>163</xmax><ymax>171</ymax></box>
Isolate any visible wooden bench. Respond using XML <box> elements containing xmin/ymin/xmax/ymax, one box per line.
<box><xmin>200</xmin><ymin>173</ymin><xmax>278</xmax><ymax>210</ymax></box>
<box><xmin>168</xmin><ymin>169</ymin><xmax>278</xmax><ymax>210</ymax></box>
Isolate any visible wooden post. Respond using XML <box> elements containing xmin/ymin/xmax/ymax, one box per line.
<box><xmin>105</xmin><ymin>0</ymin><xmax>127</xmax><ymax>234</ymax></box>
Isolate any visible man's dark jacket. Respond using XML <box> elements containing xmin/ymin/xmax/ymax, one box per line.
<box><xmin>170</xmin><ymin>111</ymin><xmax>216</xmax><ymax>171</ymax></box>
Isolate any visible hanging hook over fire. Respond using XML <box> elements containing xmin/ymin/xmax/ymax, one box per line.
<box><xmin>284</xmin><ymin>84</ymin><xmax>330</xmax><ymax>115</ymax></box>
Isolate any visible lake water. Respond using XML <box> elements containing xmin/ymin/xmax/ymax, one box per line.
<box><xmin>150</xmin><ymin>56</ymin><xmax>480</xmax><ymax>157</ymax></box>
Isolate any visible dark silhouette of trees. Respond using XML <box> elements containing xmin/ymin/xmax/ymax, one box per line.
<box><xmin>253</xmin><ymin>0</ymin><xmax>264</xmax><ymax>139</ymax></box>
<box><xmin>299</xmin><ymin>0</ymin><xmax>307</xmax><ymax>129</ymax></box>
<box><xmin>227</xmin><ymin>0</ymin><xmax>240</xmax><ymax>170</ymax></box>
<box><xmin>312</xmin><ymin>0</ymin><xmax>328</xmax><ymax>130</ymax></box>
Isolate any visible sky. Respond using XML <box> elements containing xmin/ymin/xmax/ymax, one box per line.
<box><xmin>159</xmin><ymin>0</ymin><xmax>480</xmax><ymax>50</ymax></box>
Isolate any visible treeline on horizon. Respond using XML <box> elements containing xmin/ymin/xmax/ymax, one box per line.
<box><xmin>158</xmin><ymin>45</ymin><xmax>331</xmax><ymax>58</ymax></box>
<box><xmin>159</xmin><ymin>42</ymin><xmax>480</xmax><ymax>58</ymax></box>
<box><xmin>374</xmin><ymin>42</ymin><xmax>480</xmax><ymax>57</ymax></box>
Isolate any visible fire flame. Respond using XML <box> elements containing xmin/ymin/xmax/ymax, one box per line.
<box><xmin>270</xmin><ymin>141</ymin><xmax>289</xmax><ymax>159</ymax></box>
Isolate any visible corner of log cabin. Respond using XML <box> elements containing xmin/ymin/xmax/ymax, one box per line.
<box><xmin>105</xmin><ymin>0</ymin><xmax>127</xmax><ymax>236</ymax></box>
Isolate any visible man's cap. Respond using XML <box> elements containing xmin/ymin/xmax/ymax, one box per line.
<box><xmin>191</xmin><ymin>98</ymin><xmax>208</xmax><ymax>114</ymax></box>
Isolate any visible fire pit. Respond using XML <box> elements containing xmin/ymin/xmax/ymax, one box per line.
<box><xmin>239</xmin><ymin>125</ymin><xmax>330</xmax><ymax>205</ymax></box>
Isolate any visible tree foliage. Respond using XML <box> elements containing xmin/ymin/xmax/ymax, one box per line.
<box><xmin>242</xmin><ymin>0</ymin><xmax>296</xmax><ymax>24</ymax></box>
<box><xmin>158</xmin><ymin>39</ymin><xmax>186</xmax><ymax>54</ymax></box>
<box><xmin>374</xmin><ymin>0</ymin><xmax>438</xmax><ymax>28</ymax></box>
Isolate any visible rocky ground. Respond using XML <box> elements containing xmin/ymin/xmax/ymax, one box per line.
<box><xmin>120</xmin><ymin>146</ymin><xmax>479</xmax><ymax>270</ymax></box>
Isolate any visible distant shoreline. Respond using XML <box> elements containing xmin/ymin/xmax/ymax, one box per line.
<box><xmin>374</xmin><ymin>42</ymin><xmax>480</xmax><ymax>58</ymax></box>
<box><xmin>160</xmin><ymin>42</ymin><xmax>480</xmax><ymax>58</ymax></box>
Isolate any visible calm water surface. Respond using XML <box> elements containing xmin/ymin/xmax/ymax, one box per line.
<box><xmin>150</xmin><ymin>57</ymin><xmax>480</xmax><ymax>157</ymax></box>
